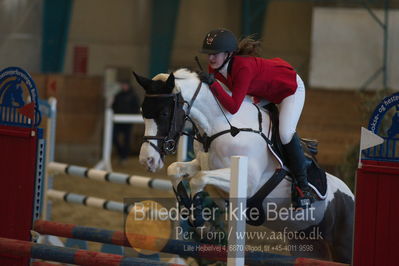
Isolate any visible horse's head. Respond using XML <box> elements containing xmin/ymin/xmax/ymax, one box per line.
<box><xmin>13</xmin><ymin>82</ymin><xmax>25</xmax><ymax>107</ymax></box>
<box><xmin>133</xmin><ymin>71</ymin><xmax>186</xmax><ymax>172</ymax></box>
<box><xmin>1</xmin><ymin>78</ymin><xmax>25</xmax><ymax>107</ymax></box>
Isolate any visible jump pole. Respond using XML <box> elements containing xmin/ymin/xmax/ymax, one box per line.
<box><xmin>0</xmin><ymin>237</ymin><xmax>182</xmax><ymax>266</ymax></box>
<box><xmin>32</xmin><ymin>220</ymin><xmax>340</xmax><ymax>265</ymax></box>
<box><xmin>47</xmin><ymin>189</ymin><xmax>174</xmax><ymax>217</ymax></box>
<box><xmin>33</xmin><ymin>219</ymin><xmax>225</xmax><ymax>261</ymax></box>
<box><xmin>47</xmin><ymin>161</ymin><xmax>173</xmax><ymax>191</ymax></box>
<box><xmin>33</xmin><ymin>220</ymin><xmax>233</xmax><ymax>262</ymax></box>
<box><xmin>47</xmin><ymin>189</ymin><xmax>176</xmax><ymax>216</ymax></box>
<box><xmin>46</xmin><ymin>189</ymin><xmax>134</xmax><ymax>214</ymax></box>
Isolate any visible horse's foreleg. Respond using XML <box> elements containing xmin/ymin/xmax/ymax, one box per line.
<box><xmin>167</xmin><ymin>159</ymin><xmax>201</xmax><ymax>187</ymax></box>
<box><xmin>190</xmin><ymin>168</ymin><xmax>231</xmax><ymax>195</ymax></box>
<box><xmin>189</xmin><ymin>169</ymin><xmax>231</xmax><ymax>233</ymax></box>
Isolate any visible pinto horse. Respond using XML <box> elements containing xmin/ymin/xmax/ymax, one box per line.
<box><xmin>134</xmin><ymin>69</ymin><xmax>354</xmax><ymax>263</ymax></box>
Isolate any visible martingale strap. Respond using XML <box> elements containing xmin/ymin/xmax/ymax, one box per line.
<box><xmin>200</xmin><ymin>103</ymin><xmax>273</xmax><ymax>152</ymax></box>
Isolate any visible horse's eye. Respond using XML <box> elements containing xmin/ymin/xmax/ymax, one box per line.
<box><xmin>160</xmin><ymin>111</ymin><xmax>169</xmax><ymax>117</ymax></box>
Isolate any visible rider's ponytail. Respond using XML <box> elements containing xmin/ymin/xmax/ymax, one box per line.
<box><xmin>236</xmin><ymin>35</ymin><xmax>262</xmax><ymax>57</ymax></box>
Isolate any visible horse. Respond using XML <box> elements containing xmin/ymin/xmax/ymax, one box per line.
<box><xmin>134</xmin><ymin>68</ymin><xmax>354</xmax><ymax>263</ymax></box>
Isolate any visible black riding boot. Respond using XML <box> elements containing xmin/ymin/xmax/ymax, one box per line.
<box><xmin>283</xmin><ymin>133</ymin><xmax>315</xmax><ymax>208</ymax></box>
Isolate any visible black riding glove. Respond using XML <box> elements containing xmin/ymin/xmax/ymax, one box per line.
<box><xmin>198</xmin><ymin>71</ymin><xmax>215</xmax><ymax>85</ymax></box>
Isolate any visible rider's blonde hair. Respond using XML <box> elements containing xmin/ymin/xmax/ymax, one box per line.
<box><xmin>236</xmin><ymin>35</ymin><xmax>262</xmax><ymax>57</ymax></box>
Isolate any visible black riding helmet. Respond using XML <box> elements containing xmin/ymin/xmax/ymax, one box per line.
<box><xmin>200</xmin><ymin>29</ymin><xmax>238</xmax><ymax>54</ymax></box>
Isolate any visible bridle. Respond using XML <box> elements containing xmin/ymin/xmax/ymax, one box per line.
<box><xmin>141</xmin><ymin>77</ymin><xmax>204</xmax><ymax>157</ymax></box>
<box><xmin>142</xmin><ymin>91</ymin><xmax>186</xmax><ymax>157</ymax></box>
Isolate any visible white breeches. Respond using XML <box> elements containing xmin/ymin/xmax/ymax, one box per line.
<box><xmin>278</xmin><ymin>75</ymin><xmax>305</xmax><ymax>145</ymax></box>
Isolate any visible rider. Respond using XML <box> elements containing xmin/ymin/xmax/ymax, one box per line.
<box><xmin>198</xmin><ymin>28</ymin><xmax>315</xmax><ymax>208</ymax></box>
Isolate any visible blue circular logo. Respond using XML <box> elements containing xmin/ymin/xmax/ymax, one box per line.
<box><xmin>368</xmin><ymin>92</ymin><xmax>399</xmax><ymax>137</ymax></box>
<box><xmin>366</xmin><ymin>92</ymin><xmax>399</xmax><ymax>161</ymax></box>
<box><xmin>0</xmin><ymin>67</ymin><xmax>41</xmax><ymax>127</ymax></box>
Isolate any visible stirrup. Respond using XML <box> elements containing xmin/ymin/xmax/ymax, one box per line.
<box><xmin>292</xmin><ymin>185</ymin><xmax>314</xmax><ymax>209</ymax></box>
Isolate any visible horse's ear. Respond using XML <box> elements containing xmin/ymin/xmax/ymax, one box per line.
<box><xmin>132</xmin><ymin>71</ymin><xmax>152</xmax><ymax>91</ymax></box>
<box><xmin>165</xmin><ymin>72</ymin><xmax>175</xmax><ymax>93</ymax></box>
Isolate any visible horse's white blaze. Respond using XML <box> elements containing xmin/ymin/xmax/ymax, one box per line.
<box><xmin>139</xmin><ymin>118</ymin><xmax>163</xmax><ymax>172</ymax></box>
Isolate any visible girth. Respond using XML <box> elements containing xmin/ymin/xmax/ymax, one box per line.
<box><xmin>246</xmin><ymin>168</ymin><xmax>288</xmax><ymax>226</ymax></box>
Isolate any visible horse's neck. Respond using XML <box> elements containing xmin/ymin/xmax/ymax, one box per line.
<box><xmin>181</xmin><ymin>82</ymin><xmax>263</xmax><ymax>136</ymax></box>
<box><xmin>181</xmin><ymin>83</ymin><xmax>226</xmax><ymax>135</ymax></box>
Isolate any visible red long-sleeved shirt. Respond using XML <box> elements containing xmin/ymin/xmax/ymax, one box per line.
<box><xmin>209</xmin><ymin>56</ymin><xmax>297</xmax><ymax>114</ymax></box>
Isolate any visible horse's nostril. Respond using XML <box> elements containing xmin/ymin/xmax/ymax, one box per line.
<box><xmin>147</xmin><ymin>157</ymin><xmax>154</xmax><ymax>165</ymax></box>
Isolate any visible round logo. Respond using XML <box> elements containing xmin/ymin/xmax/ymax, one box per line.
<box><xmin>0</xmin><ymin>67</ymin><xmax>40</xmax><ymax>127</ymax></box>
<box><xmin>366</xmin><ymin>91</ymin><xmax>399</xmax><ymax>161</ymax></box>
<box><xmin>368</xmin><ymin>92</ymin><xmax>399</xmax><ymax>138</ymax></box>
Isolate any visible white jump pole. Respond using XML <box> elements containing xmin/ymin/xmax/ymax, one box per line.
<box><xmin>113</xmin><ymin>113</ymin><xmax>144</xmax><ymax>124</ymax></box>
<box><xmin>95</xmin><ymin>108</ymin><xmax>189</xmax><ymax>171</ymax></box>
<box><xmin>48</xmin><ymin>161</ymin><xmax>173</xmax><ymax>191</ymax></box>
<box><xmin>227</xmin><ymin>156</ymin><xmax>248</xmax><ymax>266</ymax></box>
<box><xmin>46</xmin><ymin>189</ymin><xmax>132</xmax><ymax>213</ymax></box>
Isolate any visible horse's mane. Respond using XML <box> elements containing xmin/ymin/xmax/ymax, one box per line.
<box><xmin>170</xmin><ymin>68</ymin><xmax>255</xmax><ymax>107</ymax></box>
<box><xmin>151</xmin><ymin>68</ymin><xmax>199</xmax><ymax>94</ymax></box>
<box><xmin>173</xmin><ymin>68</ymin><xmax>198</xmax><ymax>80</ymax></box>
<box><xmin>173</xmin><ymin>68</ymin><xmax>200</xmax><ymax>94</ymax></box>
